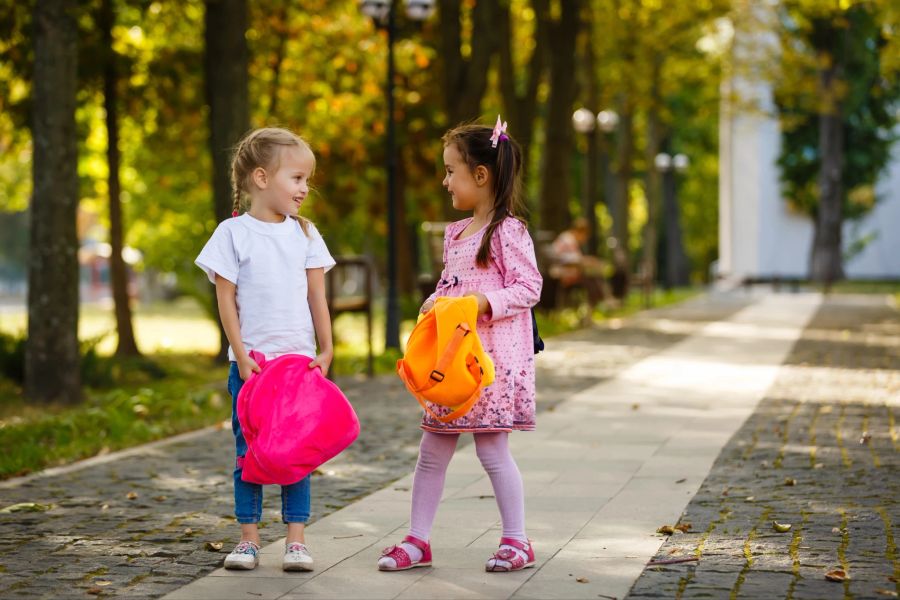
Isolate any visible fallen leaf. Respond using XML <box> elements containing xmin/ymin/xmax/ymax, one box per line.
<box><xmin>631</xmin><ymin>403</ymin><xmax>640</xmax><ymax>411</ymax></box>
<box><xmin>100</xmin><ymin>504</ymin><xmax>109</xmax><ymax>511</ymax></box>
<box><xmin>575</xmin><ymin>577</ymin><xmax>589</xmax><ymax>583</ymax></box>
<box><xmin>773</xmin><ymin>521</ymin><xmax>792</xmax><ymax>533</ymax></box>
<box><xmin>153</xmin><ymin>495</ymin><xmax>167</xmax><ymax>502</ymax></box>
<box><xmin>825</xmin><ymin>569</ymin><xmax>849</xmax><ymax>582</ymax></box>
<box><xmin>126</xmin><ymin>492</ymin><xmax>138</xmax><ymax>500</ymax></box>
<box><xmin>860</xmin><ymin>432</ymin><xmax>872</xmax><ymax>445</ymax></box>
<box><xmin>675</xmin><ymin>478</ymin><xmax>686</xmax><ymax>484</ymax></box>
<box><xmin>890</xmin><ymin>576</ymin><xmax>899</xmax><ymax>583</ymax></box>
<box><xmin>657</xmin><ymin>525</ymin><xmax>676</xmax><ymax>535</ymax></box>
<box><xmin>814</xmin><ymin>462</ymin><xmax>824</xmax><ymax>469</ymax></box>
<box><xmin>183</xmin><ymin>528</ymin><xmax>194</xmax><ymax>535</ymax></box>
<box><xmin>674</xmin><ymin>523</ymin><xmax>692</xmax><ymax>533</ymax></box>
<box><xmin>745</xmin><ymin>496</ymin><xmax>755</xmax><ymax>502</ymax></box>
<box><xmin>204</xmin><ymin>541</ymin><xmax>224</xmax><ymax>551</ymax></box>
<box><xmin>86</xmin><ymin>587</ymin><xmax>103</xmax><ymax>595</ymax></box>
<box><xmin>784</xmin><ymin>478</ymin><xmax>797</xmax><ymax>486</ymax></box>
<box><xmin>94</xmin><ymin>580</ymin><xmax>112</xmax><ymax>587</ymax></box>
<box><xmin>874</xmin><ymin>589</ymin><xmax>898</xmax><ymax>597</ymax></box>
<box><xmin>0</xmin><ymin>502</ymin><xmax>53</xmax><ymax>513</ymax></box>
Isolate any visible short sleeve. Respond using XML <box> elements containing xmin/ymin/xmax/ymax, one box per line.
<box><xmin>305</xmin><ymin>223</ymin><xmax>336</xmax><ymax>273</ymax></box>
<box><xmin>195</xmin><ymin>221</ymin><xmax>239</xmax><ymax>285</ymax></box>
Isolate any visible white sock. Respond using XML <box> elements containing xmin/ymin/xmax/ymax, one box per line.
<box><xmin>378</xmin><ymin>541</ymin><xmax>423</xmax><ymax>568</ymax></box>
<box><xmin>489</xmin><ymin>542</ymin><xmax>528</xmax><ymax>568</ymax></box>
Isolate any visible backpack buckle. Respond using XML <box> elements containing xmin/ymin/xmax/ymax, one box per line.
<box><xmin>429</xmin><ymin>370</ymin><xmax>445</xmax><ymax>382</ymax></box>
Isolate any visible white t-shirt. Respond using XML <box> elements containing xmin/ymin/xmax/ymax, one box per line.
<box><xmin>195</xmin><ymin>213</ymin><xmax>336</xmax><ymax>362</ymax></box>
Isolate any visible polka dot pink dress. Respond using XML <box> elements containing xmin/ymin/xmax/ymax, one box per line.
<box><xmin>421</xmin><ymin>216</ymin><xmax>543</xmax><ymax>434</ymax></box>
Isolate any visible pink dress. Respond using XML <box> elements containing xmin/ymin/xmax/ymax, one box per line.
<box><xmin>421</xmin><ymin>216</ymin><xmax>543</xmax><ymax>434</ymax></box>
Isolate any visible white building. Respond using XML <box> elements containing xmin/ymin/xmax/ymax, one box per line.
<box><xmin>717</xmin><ymin>12</ymin><xmax>900</xmax><ymax>282</ymax></box>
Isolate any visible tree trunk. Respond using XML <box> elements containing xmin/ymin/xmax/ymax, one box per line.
<box><xmin>26</xmin><ymin>0</ymin><xmax>81</xmax><ymax>403</ymax></box>
<box><xmin>809</xmin><ymin>59</ymin><xmax>845</xmax><ymax>286</ymax></box>
<box><xmin>100</xmin><ymin>0</ymin><xmax>140</xmax><ymax>357</ymax></box>
<box><xmin>438</xmin><ymin>0</ymin><xmax>498</xmax><ymax>127</ymax></box>
<box><xmin>643</xmin><ymin>125</ymin><xmax>662</xmax><ymax>290</ymax></box>
<box><xmin>497</xmin><ymin>0</ymin><xmax>548</xmax><ymax>179</ymax></box>
<box><xmin>205</xmin><ymin>0</ymin><xmax>249</xmax><ymax>361</ymax></box>
<box><xmin>611</xmin><ymin>106</ymin><xmax>634</xmax><ymax>258</ymax></box>
<box><xmin>538</xmin><ymin>0</ymin><xmax>581</xmax><ymax>234</ymax></box>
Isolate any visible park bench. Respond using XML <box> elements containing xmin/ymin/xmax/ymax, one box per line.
<box><xmin>326</xmin><ymin>255</ymin><xmax>375</xmax><ymax>376</ymax></box>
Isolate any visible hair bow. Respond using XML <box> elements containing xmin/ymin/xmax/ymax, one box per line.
<box><xmin>490</xmin><ymin>115</ymin><xmax>508</xmax><ymax>148</ymax></box>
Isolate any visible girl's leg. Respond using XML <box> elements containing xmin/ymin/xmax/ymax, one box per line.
<box><xmin>229</xmin><ymin>362</ymin><xmax>263</xmax><ymax>545</ymax></box>
<box><xmin>378</xmin><ymin>431</ymin><xmax>458</xmax><ymax>568</ymax></box>
<box><xmin>409</xmin><ymin>431</ymin><xmax>459</xmax><ymax>541</ymax></box>
<box><xmin>474</xmin><ymin>432</ymin><xmax>529</xmax><ymax>568</ymax></box>
<box><xmin>282</xmin><ymin>475</ymin><xmax>312</xmax><ymax>543</ymax></box>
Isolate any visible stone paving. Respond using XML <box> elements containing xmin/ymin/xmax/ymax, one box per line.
<box><xmin>160</xmin><ymin>291</ymin><xmax>818</xmax><ymax>600</ymax></box>
<box><xmin>0</xmin><ymin>294</ymin><xmax>748</xmax><ymax>599</ymax></box>
<box><xmin>627</xmin><ymin>294</ymin><xmax>900</xmax><ymax>599</ymax></box>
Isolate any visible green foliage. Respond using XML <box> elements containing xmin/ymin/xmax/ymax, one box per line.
<box><xmin>775</xmin><ymin>2</ymin><xmax>900</xmax><ymax>220</ymax></box>
<box><xmin>0</xmin><ymin>354</ymin><xmax>228</xmax><ymax>479</ymax></box>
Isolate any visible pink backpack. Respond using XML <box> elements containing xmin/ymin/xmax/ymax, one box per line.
<box><xmin>236</xmin><ymin>351</ymin><xmax>360</xmax><ymax>485</ymax></box>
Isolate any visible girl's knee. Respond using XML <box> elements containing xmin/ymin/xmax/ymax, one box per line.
<box><xmin>474</xmin><ymin>432</ymin><xmax>511</xmax><ymax>468</ymax></box>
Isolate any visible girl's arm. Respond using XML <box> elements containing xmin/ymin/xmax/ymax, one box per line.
<box><xmin>215</xmin><ymin>274</ymin><xmax>260</xmax><ymax>381</ymax></box>
<box><xmin>421</xmin><ymin>226</ymin><xmax>454</xmax><ymax>313</ymax></box>
<box><xmin>477</xmin><ymin>221</ymin><xmax>542</xmax><ymax>320</ymax></box>
<box><xmin>306</xmin><ymin>267</ymin><xmax>334</xmax><ymax>375</ymax></box>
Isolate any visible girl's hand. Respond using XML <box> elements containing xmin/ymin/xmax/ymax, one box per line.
<box><xmin>472</xmin><ymin>292</ymin><xmax>491</xmax><ymax>316</ymax></box>
<box><xmin>309</xmin><ymin>348</ymin><xmax>334</xmax><ymax>377</ymax></box>
<box><xmin>237</xmin><ymin>354</ymin><xmax>261</xmax><ymax>381</ymax></box>
<box><xmin>420</xmin><ymin>299</ymin><xmax>435</xmax><ymax>314</ymax></box>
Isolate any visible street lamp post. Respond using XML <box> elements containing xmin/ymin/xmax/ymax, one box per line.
<box><xmin>596</xmin><ymin>110</ymin><xmax>619</xmax><ymax>253</ymax></box>
<box><xmin>654</xmin><ymin>152</ymin><xmax>690</xmax><ymax>289</ymax></box>
<box><xmin>572</xmin><ymin>108</ymin><xmax>597</xmax><ymax>253</ymax></box>
<box><xmin>571</xmin><ymin>108</ymin><xmax>619</xmax><ymax>256</ymax></box>
<box><xmin>359</xmin><ymin>0</ymin><xmax>435</xmax><ymax>350</ymax></box>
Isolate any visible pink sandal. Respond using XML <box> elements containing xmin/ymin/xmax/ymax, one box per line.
<box><xmin>486</xmin><ymin>537</ymin><xmax>535</xmax><ymax>572</ymax></box>
<box><xmin>378</xmin><ymin>535</ymin><xmax>432</xmax><ymax>571</ymax></box>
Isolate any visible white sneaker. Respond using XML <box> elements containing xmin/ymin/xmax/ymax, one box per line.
<box><xmin>283</xmin><ymin>541</ymin><xmax>315</xmax><ymax>571</ymax></box>
<box><xmin>223</xmin><ymin>540</ymin><xmax>260</xmax><ymax>570</ymax></box>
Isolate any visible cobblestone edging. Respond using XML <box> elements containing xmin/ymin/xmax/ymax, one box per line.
<box><xmin>627</xmin><ymin>295</ymin><xmax>900</xmax><ymax>600</ymax></box>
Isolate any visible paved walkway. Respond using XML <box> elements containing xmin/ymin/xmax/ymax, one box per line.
<box><xmin>628</xmin><ymin>293</ymin><xmax>900</xmax><ymax>599</ymax></box>
<box><xmin>1</xmin><ymin>293</ymin><xmax>749</xmax><ymax>598</ymax></box>
<box><xmin>162</xmin><ymin>292</ymin><xmax>823</xmax><ymax>599</ymax></box>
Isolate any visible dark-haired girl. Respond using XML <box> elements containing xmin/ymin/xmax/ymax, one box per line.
<box><xmin>378</xmin><ymin>117</ymin><xmax>543</xmax><ymax>573</ymax></box>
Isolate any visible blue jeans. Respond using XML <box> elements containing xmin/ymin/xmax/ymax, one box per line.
<box><xmin>228</xmin><ymin>362</ymin><xmax>311</xmax><ymax>524</ymax></box>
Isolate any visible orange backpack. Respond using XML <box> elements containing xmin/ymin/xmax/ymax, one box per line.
<box><xmin>397</xmin><ymin>296</ymin><xmax>495</xmax><ymax>423</ymax></box>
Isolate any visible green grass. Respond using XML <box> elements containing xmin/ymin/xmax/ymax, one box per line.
<box><xmin>0</xmin><ymin>287</ymin><xmax>699</xmax><ymax>480</ymax></box>
<box><xmin>0</xmin><ymin>353</ymin><xmax>229</xmax><ymax>479</ymax></box>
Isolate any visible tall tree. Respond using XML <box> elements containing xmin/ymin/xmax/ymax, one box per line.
<box><xmin>497</xmin><ymin>0</ymin><xmax>548</xmax><ymax>177</ymax></box>
<box><xmin>99</xmin><ymin>0</ymin><xmax>140</xmax><ymax>356</ymax></box>
<box><xmin>205</xmin><ymin>0</ymin><xmax>249</xmax><ymax>360</ymax></box>
<box><xmin>437</xmin><ymin>0</ymin><xmax>498</xmax><ymax>126</ymax></box>
<box><xmin>26</xmin><ymin>0</ymin><xmax>81</xmax><ymax>403</ymax></box>
<box><xmin>775</xmin><ymin>1</ymin><xmax>899</xmax><ymax>285</ymax></box>
<box><xmin>538</xmin><ymin>0</ymin><xmax>581</xmax><ymax>234</ymax></box>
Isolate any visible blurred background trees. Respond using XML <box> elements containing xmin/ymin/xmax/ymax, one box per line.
<box><xmin>0</xmin><ymin>0</ymin><xmax>897</xmax><ymax>402</ymax></box>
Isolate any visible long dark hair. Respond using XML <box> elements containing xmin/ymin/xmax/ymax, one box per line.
<box><xmin>442</xmin><ymin>122</ymin><xmax>526</xmax><ymax>267</ymax></box>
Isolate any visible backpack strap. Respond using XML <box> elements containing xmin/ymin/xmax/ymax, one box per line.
<box><xmin>397</xmin><ymin>323</ymin><xmax>487</xmax><ymax>424</ymax></box>
<box><xmin>403</xmin><ymin>322</ymin><xmax>471</xmax><ymax>396</ymax></box>
<box><xmin>406</xmin><ymin>365</ymin><xmax>484</xmax><ymax>423</ymax></box>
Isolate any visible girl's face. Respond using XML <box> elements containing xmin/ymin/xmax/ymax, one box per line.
<box><xmin>254</xmin><ymin>146</ymin><xmax>315</xmax><ymax>218</ymax></box>
<box><xmin>442</xmin><ymin>143</ymin><xmax>488</xmax><ymax>212</ymax></box>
